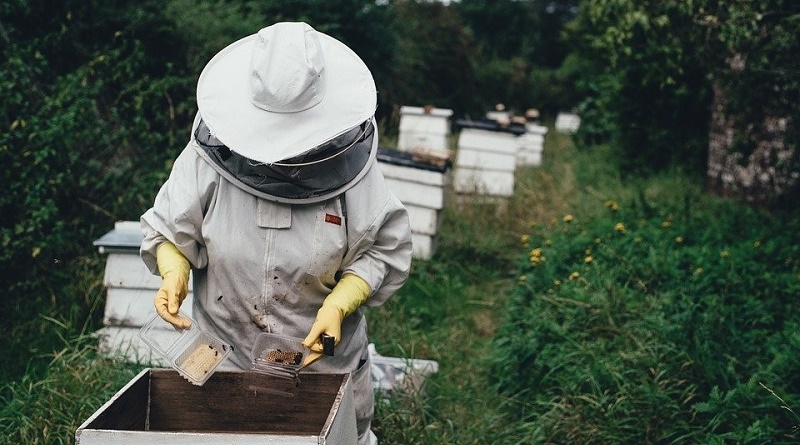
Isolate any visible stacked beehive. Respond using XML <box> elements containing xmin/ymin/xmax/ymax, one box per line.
<box><xmin>396</xmin><ymin>105</ymin><xmax>453</xmax><ymax>155</ymax></box>
<box><xmin>92</xmin><ymin>221</ymin><xmax>193</xmax><ymax>366</ymax></box>
<box><xmin>555</xmin><ymin>111</ymin><xmax>581</xmax><ymax>133</ymax></box>
<box><xmin>517</xmin><ymin>122</ymin><xmax>548</xmax><ymax>166</ymax></box>
<box><xmin>453</xmin><ymin>119</ymin><xmax>525</xmax><ymax>199</ymax></box>
<box><xmin>377</xmin><ymin>149</ymin><xmax>450</xmax><ymax>260</ymax></box>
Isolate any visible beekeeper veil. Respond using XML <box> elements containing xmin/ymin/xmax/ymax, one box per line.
<box><xmin>191</xmin><ymin>21</ymin><xmax>378</xmax><ymax>203</ymax></box>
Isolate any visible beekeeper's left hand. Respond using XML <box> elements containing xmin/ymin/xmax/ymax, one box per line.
<box><xmin>302</xmin><ymin>273</ymin><xmax>370</xmax><ymax>367</ymax></box>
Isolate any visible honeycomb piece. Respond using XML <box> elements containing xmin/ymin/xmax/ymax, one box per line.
<box><xmin>180</xmin><ymin>343</ymin><xmax>222</xmax><ymax>382</ymax></box>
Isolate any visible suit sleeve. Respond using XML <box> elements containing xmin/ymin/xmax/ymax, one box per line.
<box><xmin>140</xmin><ymin>145</ymin><xmax>217</xmax><ymax>275</ymax></box>
<box><xmin>342</xmin><ymin>163</ymin><xmax>413</xmax><ymax>306</ymax></box>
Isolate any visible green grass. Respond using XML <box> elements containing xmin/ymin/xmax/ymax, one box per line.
<box><xmin>0</xmin><ymin>336</ymin><xmax>143</xmax><ymax>445</ymax></box>
<box><xmin>2</xmin><ymin>128</ymin><xmax>798</xmax><ymax>444</ymax></box>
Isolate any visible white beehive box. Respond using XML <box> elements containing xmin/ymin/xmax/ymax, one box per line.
<box><xmin>75</xmin><ymin>368</ymin><xmax>357</xmax><ymax>444</ymax></box>
<box><xmin>517</xmin><ymin>123</ymin><xmax>548</xmax><ymax>166</ymax></box>
<box><xmin>93</xmin><ymin>221</ymin><xmax>194</xmax><ymax>365</ymax></box>
<box><xmin>485</xmin><ymin>110</ymin><xmax>512</xmax><ymax>124</ymax></box>
<box><xmin>397</xmin><ymin>105</ymin><xmax>453</xmax><ymax>153</ymax></box>
<box><xmin>454</xmin><ymin>126</ymin><xmax>520</xmax><ymax>198</ymax></box>
<box><xmin>555</xmin><ymin>112</ymin><xmax>581</xmax><ymax>133</ymax></box>
<box><xmin>378</xmin><ymin>149</ymin><xmax>450</xmax><ymax>260</ymax></box>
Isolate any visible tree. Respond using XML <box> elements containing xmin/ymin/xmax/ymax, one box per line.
<box><xmin>380</xmin><ymin>0</ymin><xmax>478</xmax><ymax>121</ymax></box>
<box><xmin>0</xmin><ymin>0</ymin><xmax>195</xmax><ymax>382</ymax></box>
<box><xmin>566</xmin><ymin>0</ymin><xmax>799</xmax><ymax>204</ymax></box>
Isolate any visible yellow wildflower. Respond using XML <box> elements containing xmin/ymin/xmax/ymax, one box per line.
<box><xmin>674</xmin><ymin>236</ymin><xmax>684</xmax><ymax>244</ymax></box>
<box><xmin>568</xmin><ymin>271</ymin><xmax>580</xmax><ymax>280</ymax></box>
<box><xmin>605</xmin><ymin>200</ymin><xmax>619</xmax><ymax>211</ymax></box>
<box><xmin>661</xmin><ymin>220</ymin><xmax>671</xmax><ymax>228</ymax></box>
<box><xmin>720</xmin><ymin>250</ymin><xmax>730</xmax><ymax>258</ymax></box>
<box><xmin>614</xmin><ymin>222</ymin><xmax>626</xmax><ymax>233</ymax></box>
<box><xmin>519</xmin><ymin>275</ymin><xmax>527</xmax><ymax>282</ymax></box>
<box><xmin>563</xmin><ymin>214</ymin><xmax>574</xmax><ymax>223</ymax></box>
<box><xmin>520</xmin><ymin>234</ymin><xmax>530</xmax><ymax>245</ymax></box>
<box><xmin>530</xmin><ymin>248</ymin><xmax>543</xmax><ymax>258</ymax></box>
<box><xmin>545</xmin><ymin>239</ymin><xmax>552</xmax><ymax>246</ymax></box>
<box><xmin>554</xmin><ymin>279</ymin><xmax>561</xmax><ymax>286</ymax></box>
<box><xmin>754</xmin><ymin>240</ymin><xmax>761</xmax><ymax>248</ymax></box>
<box><xmin>584</xmin><ymin>255</ymin><xmax>593</xmax><ymax>264</ymax></box>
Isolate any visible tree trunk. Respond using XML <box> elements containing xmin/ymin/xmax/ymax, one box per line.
<box><xmin>707</xmin><ymin>83</ymin><xmax>798</xmax><ymax>205</ymax></box>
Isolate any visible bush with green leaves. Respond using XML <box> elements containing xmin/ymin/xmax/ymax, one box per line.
<box><xmin>0</xmin><ymin>0</ymin><xmax>199</xmax><ymax>384</ymax></box>
<box><xmin>488</xmin><ymin>190</ymin><xmax>800</xmax><ymax>443</ymax></box>
<box><xmin>565</xmin><ymin>0</ymin><xmax>800</xmax><ymax>178</ymax></box>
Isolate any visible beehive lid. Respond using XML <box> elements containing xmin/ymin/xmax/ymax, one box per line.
<box><xmin>399</xmin><ymin>105</ymin><xmax>453</xmax><ymax>117</ymax></box>
<box><xmin>93</xmin><ymin>221</ymin><xmax>143</xmax><ymax>254</ymax></box>
<box><xmin>377</xmin><ymin>148</ymin><xmax>449</xmax><ymax>173</ymax></box>
<box><xmin>454</xmin><ymin>118</ymin><xmax>526</xmax><ymax>136</ymax></box>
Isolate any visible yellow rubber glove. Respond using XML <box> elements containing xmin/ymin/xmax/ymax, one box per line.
<box><xmin>302</xmin><ymin>273</ymin><xmax>371</xmax><ymax>367</ymax></box>
<box><xmin>155</xmin><ymin>242</ymin><xmax>192</xmax><ymax>330</ymax></box>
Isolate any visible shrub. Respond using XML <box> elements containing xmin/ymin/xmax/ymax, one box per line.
<box><xmin>0</xmin><ymin>0</ymin><xmax>195</xmax><ymax>384</ymax></box>
<box><xmin>488</xmin><ymin>189</ymin><xmax>800</xmax><ymax>443</ymax></box>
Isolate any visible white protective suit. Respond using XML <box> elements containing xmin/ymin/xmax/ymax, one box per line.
<box><xmin>140</xmin><ymin>118</ymin><xmax>412</xmax><ymax>443</ymax></box>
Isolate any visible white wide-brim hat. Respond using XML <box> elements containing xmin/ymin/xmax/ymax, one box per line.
<box><xmin>196</xmin><ymin>22</ymin><xmax>377</xmax><ymax>164</ymax></box>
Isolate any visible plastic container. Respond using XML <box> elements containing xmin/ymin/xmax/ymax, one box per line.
<box><xmin>250</xmin><ymin>332</ymin><xmax>309</xmax><ymax>378</ymax></box>
<box><xmin>244</xmin><ymin>332</ymin><xmax>310</xmax><ymax>396</ymax></box>
<box><xmin>139</xmin><ymin>313</ymin><xmax>231</xmax><ymax>386</ymax></box>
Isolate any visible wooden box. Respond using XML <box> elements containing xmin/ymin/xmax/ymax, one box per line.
<box><xmin>516</xmin><ymin>124</ymin><xmax>548</xmax><ymax>167</ymax></box>
<box><xmin>75</xmin><ymin>369</ymin><xmax>357</xmax><ymax>444</ymax></box>
<box><xmin>453</xmin><ymin>168</ymin><xmax>515</xmax><ymax>197</ymax></box>
<box><xmin>555</xmin><ymin>112</ymin><xmax>581</xmax><ymax>133</ymax></box>
<box><xmin>456</xmin><ymin>128</ymin><xmax>518</xmax><ymax>171</ymax></box>
<box><xmin>397</xmin><ymin>105</ymin><xmax>453</xmax><ymax>153</ymax></box>
<box><xmin>454</xmin><ymin>127</ymin><xmax>518</xmax><ymax>198</ymax></box>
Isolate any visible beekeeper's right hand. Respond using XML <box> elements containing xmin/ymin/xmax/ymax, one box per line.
<box><xmin>155</xmin><ymin>242</ymin><xmax>192</xmax><ymax>330</ymax></box>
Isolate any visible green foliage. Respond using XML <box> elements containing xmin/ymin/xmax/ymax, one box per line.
<box><xmin>457</xmin><ymin>0</ymin><xmax>580</xmax><ymax>116</ymax></box>
<box><xmin>565</xmin><ymin>0</ymin><xmax>712</xmax><ymax>174</ymax></box>
<box><xmin>488</xmin><ymin>181</ymin><xmax>800</xmax><ymax>443</ymax></box>
<box><xmin>566</xmin><ymin>0</ymin><xmax>799</xmax><ymax>179</ymax></box>
<box><xmin>458</xmin><ymin>0</ymin><xmax>542</xmax><ymax>61</ymax></box>
<box><xmin>368</xmin><ymin>203</ymin><xmax>519</xmax><ymax>444</ymax></box>
<box><xmin>381</xmin><ymin>1</ymin><xmax>479</xmax><ymax>121</ymax></box>
<box><xmin>526</xmin><ymin>53</ymin><xmax>586</xmax><ymax>120</ymax></box>
<box><xmin>0</xmin><ymin>0</ymin><xmax>195</xmax><ymax>383</ymax></box>
<box><xmin>705</xmin><ymin>1</ymin><xmax>800</xmax><ymax>162</ymax></box>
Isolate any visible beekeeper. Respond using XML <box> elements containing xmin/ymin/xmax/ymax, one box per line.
<box><xmin>139</xmin><ymin>22</ymin><xmax>412</xmax><ymax>445</ymax></box>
